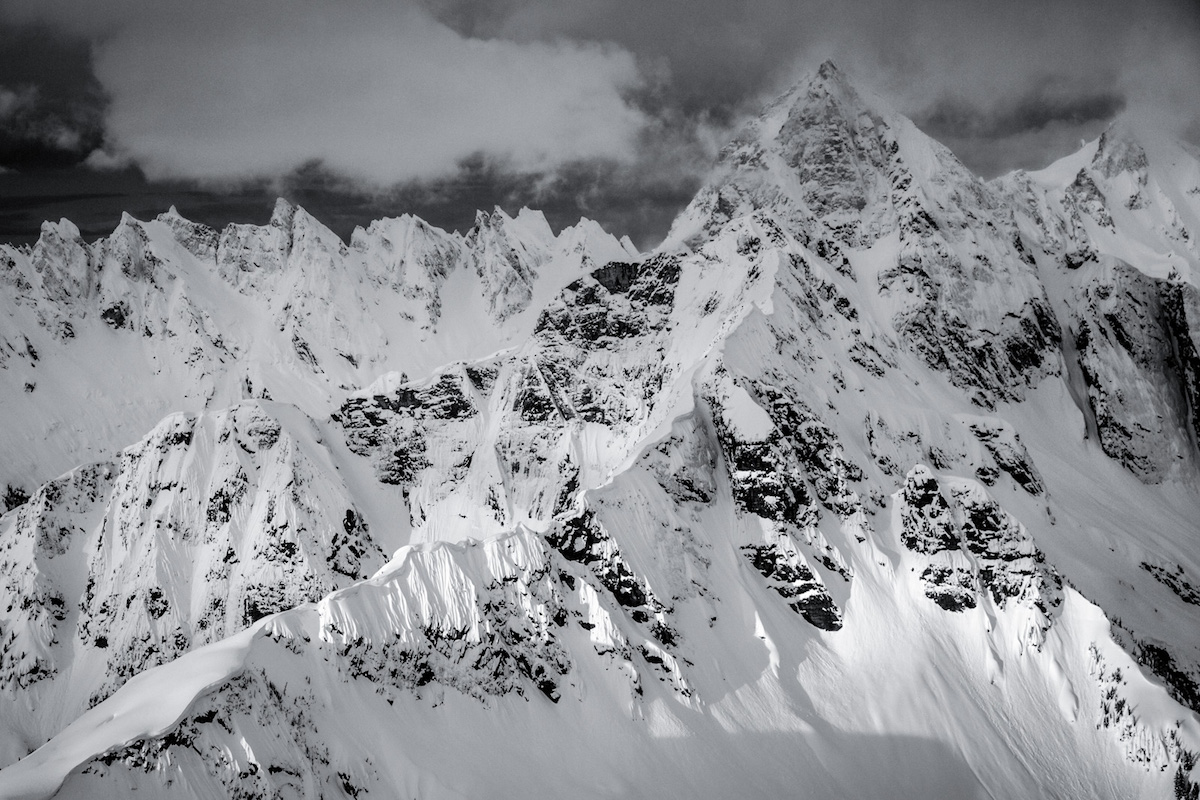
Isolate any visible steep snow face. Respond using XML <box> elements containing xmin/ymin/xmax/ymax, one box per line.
<box><xmin>4</xmin><ymin>63</ymin><xmax>1200</xmax><ymax>800</ymax></box>
<box><xmin>0</xmin><ymin>401</ymin><xmax>387</xmax><ymax>766</ymax></box>
<box><xmin>996</xmin><ymin>124</ymin><xmax>1200</xmax><ymax>481</ymax></box>
<box><xmin>0</xmin><ymin>202</ymin><xmax>636</xmax><ymax>505</ymax></box>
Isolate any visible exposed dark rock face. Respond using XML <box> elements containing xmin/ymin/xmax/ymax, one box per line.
<box><xmin>1066</xmin><ymin>170</ymin><xmax>1116</xmax><ymax>231</ymax></box>
<box><xmin>338</xmin><ymin>370</ymin><xmax>480</xmax><ymax>494</ymax></box>
<box><xmin>898</xmin><ymin>466</ymin><xmax>958</xmax><ymax>555</ymax></box>
<box><xmin>545</xmin><ymin>510</ymin><xmax>652</xmax><ymax>612</ymax></box>
<box><xmin>1142</xmin><ymin>562</ymin><xmax>1200</xmax><ymax>606</ymax></box>
<box><xmin>962</xmin><ymin>418</ymin><xmax>1044</xmax><ymax>495</ymax></box>
<box><xmin>708</xmin><ymin>373</ymin><xmax>864</xmax><ymax>531</ymax></box>
<box><xmin>1069</xmin><ymin>264</ymin><xmax>1200</xmax><ymax>481</ymax></box>
<box><xmin>1163</xmin><ymin>282</ymin><xmax>1200</xmax><ymax>447</ymax></box>
<box><xmin>1135</xmin><ymin>641</ymin><xmax>1200</xmax><ymax>715</ymax></box>
<box><xmin>897</xmin><ymin>466</ymin><xmax>1062</xmax><ymax>628</ymax></box>
<box><xmin>898</xmin><ymin>466</ymin><xmax>976</xmax><ymax>612</ymax></box>
<box><xmin>0</xmin><ymin>462</ymin><xmax>115</xmax><ymax>691</ymax></box>
<box><xmin>544</xmin><ymin>510</ymin><xmax>684</xmax><ymax>679</ymax></box>
<box><xmin>742</xmin><ymin>540</ymin><xmax>843</xmax><ymax>630</ymax></box>
<box><xmin>1</xmin><ymin>485</ymin><xmax>29</xmax><ymax>514</ymax></box>
<box><xmin>713</xmin><ymin>401</ymin><xmax>817</xmax><ymax>527</ymax></box>
<box><xmin>531</xmin><ymin>255</ymin><xmax>680</xmax><ymax>424</ymax></box>
<box><xmin>704</xmin><ymin>372</ymin><xmax>852</xmax><ymax>625</ymax></box>
<box><xmin>100</xmin><ymin>302</ymin><xmax>130</xmax><ymax>329</ymax></box>
<box><xmin>881</xmin><ymin>247</ymin><xmax>1060</xmax><ymax>410</ymax></box>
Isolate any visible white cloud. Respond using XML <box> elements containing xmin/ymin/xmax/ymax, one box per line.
<box><xmin>82</xmin><ymin>147</ymin><xmax>130</xmax><ymax>171</ymax></box>
<box><xmin>0</xmin><ymin>85</ymin><xmax>37</xmax><ymax>119</ymax></box>
<box><xmin>81</xmin><ymin>0</ymin><xmax>647</xmax><ymax>184</ymax></box>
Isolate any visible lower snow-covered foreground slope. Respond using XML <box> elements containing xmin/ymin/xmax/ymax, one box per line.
<box><xmin>0</xmin><ymin>445</ymin><xmax>1196</xmax><ymax>799</ymax></box>
<box><xmin>0</xmin><ymin>549</ymin><xmax>1191</xmax><ymax>799</ymax></box>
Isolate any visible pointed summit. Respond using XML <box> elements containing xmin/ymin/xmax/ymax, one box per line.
<box><xmin>269</xmin><ymin>197</ymin><xmax>297</xmax><ymax>230</ymax></box>
<box><xmin>156</xmin><ymin>205</ymin><xmax>220</xmax><ymax>261</ymax></box>
<box><xmin>772</xmin><ymin>59</ymin><xmax>866</xmax><ymax>116</ymax></box>
<box><xmin>1092</xmin><ymin>122</ymin><xmax>1151</xmax><ymax>180</ymax></box>
<box><xmin>1004</xmin><ymin>112</ymin><xmax>1200</xmax><ymax>281</ymax></box>
<box><xmin>663</xmin><ymin>60</ymin><xmax>1060</xmax><ymax>410</ymax></box>
<box><xmin>803</xmin><ymin>59</ymin><xmax>857</xmax><ymax>103</ymax></box>
<box><xmin>664</xmin><ymin>59</ymin><xmax>970</xmax><ymax>250</ymax></box>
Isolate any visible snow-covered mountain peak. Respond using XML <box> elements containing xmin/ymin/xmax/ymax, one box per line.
<box><xmin>665</xmin><ymin>60</ymin><xmax>992</xmax><ymax>254</ymax></box>
<box><xmin>553</xmin><ymin>216</ymin><xmax>640</xmax><ymax>265</ymax></box>
<box><xmin>752</xmin><ymin>60</ymin><xmax>855</xmax><ymax>132</ymax></box>
<box><xmin>466</xmin><ymin>205</ymin><xmax>559</xmax><ymax>258</ymax></box>
<box><xmin>815</xmin><ymin>57</ymin><xmax>848</xmax><ymax>86</ymax></box>
<box><xmin>666</xmin><ymin>63</ymin><xmax>1061</xmax><ymax>411</ymax></box>
<box><xmin>153</xmin><ymin>206</ymin><xmax>219</xmax><ymax>260</ymax></box>
<box><xmin>38</xmin><ymin>217</ymin><xmax>81</xmax><ymax>244</ymax></box>
<box><xmin>460</xmin><ymin>206</ymin><xmax>555</xmax><ymax>322</ymax></box>
<box><xmin>999</xmin><ymin>118</ymin><xmax>1200</xmax><ymax>282</ymax></box>
<box><xmin>1090</xmin><ymin>122</ymin><xmax>1152</xmax><ymax>181</ymax></box>
<box><xmin>988</xmin><ymin>122</ymin><xmax>1200</xmax><ymax>481</ymax></box>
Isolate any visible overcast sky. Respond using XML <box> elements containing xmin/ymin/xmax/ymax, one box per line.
<box><xmin>1</xmin><ymin>0</ymin><xmax>1198</xmax><ymax>248</ymax></box>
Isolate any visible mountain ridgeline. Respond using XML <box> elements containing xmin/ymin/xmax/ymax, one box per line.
<box><xmin>1</xmin><ymin>61</ymin><xmax>1200</xmax><ymax>799</ymax></box>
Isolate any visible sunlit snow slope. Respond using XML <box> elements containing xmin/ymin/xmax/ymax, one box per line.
<box><xmin>1</xmin><ymin>61</ymin><xmax>1200</xmax><ymax>800</ymax></box>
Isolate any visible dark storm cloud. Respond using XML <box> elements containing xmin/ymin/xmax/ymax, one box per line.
<box><xmin>1</xmin><ymin>0</ymin><xmax>1198</xmax><ymax>245</ymax></box>
<box><xmin>283</xmin><ymin>154</ymin><xmax>703</xmax><ymax>250</ymax></box>
<box><xmin>466</xmin><ymin>0</ymin><xmax>1200</xmax><ymax>167</ymax></box>
<box><xmin>0</xmin><ymin>24</ymin><xmax>105</xmax><ymax>169</ymax></box>
<box><xmin>912</xmin><ymin>87</ymin><xmax>1132</xmax><ymax>175</ymax></box>
<box><xmin>476</xmin><ymin>3</ymin><xmax>1163</xmax><ymax>94</ymax></box>
<box><xmin>919</xmin><ymin>90</ymin><xmax>1128</xmax><ymax>142</ymax></box>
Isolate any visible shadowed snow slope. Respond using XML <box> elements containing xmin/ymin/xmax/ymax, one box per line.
<box><xmin>2</xmin><ymin>61</ymin><xmax>1200</xmax><ymax>799</ymax></box>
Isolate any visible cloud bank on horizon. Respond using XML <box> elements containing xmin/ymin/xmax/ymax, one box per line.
<box><xmin>0</xmin><ymin>0</ymin><xmax>1198</xmax><ymax>244</ymax></box>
